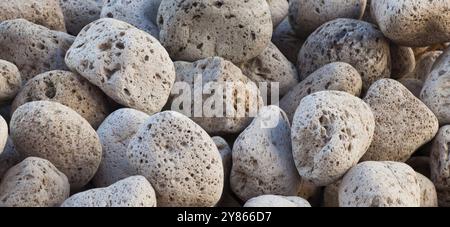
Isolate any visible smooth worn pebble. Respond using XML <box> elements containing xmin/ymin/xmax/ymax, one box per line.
<box><xmin>244</xmin><ymin>195</ymin><xmax>311</xmax><ymax>207</ymax></box>
<box><xmin>61</xmin><ymin>176</ymin><xmax>157</xmax><ymax>207</ymax></box>
<box><xmin>12</xmin><ymin>70</ymin><xmax>111</xmax><ymax>128</ymax></box>
<box><xmin>416</xmin><ymin>172</ymin><xmax>438</xmax><ymax>207</ymax></box>
<box><xmin>339</xmin><ymin>161</ymin><xmax>421</xmax><ymax>207</ymax></box>
<box><xmin>59</xmin><ymin>0</ymin><xmax>103</xmax><ymax>35</ymax></box>
<box><xmin>291</xmin><ymin>91</ymin><xmax>375</xmax><ymax>186</ymax></box>
<box><xmin>101</xmin><ymin>0</ymin><xmax>161</xmax><ymax>38</ymax></box>
<box><xmin>279</xmin><ymin>62</ymin><xmax>362</xmax><ymax>122</ymax></box>
<box><xmin>288</xmin><ymin>0</ymin><xmax>366</xmax><ymax>38</ymax></box>
<box><xmin>231</xmin><ymin>106</ymin><xmax>301</xmax><ymax>201</ymax></box>
<box><xmin>362</xmin><ymin>79</ymin><xmax>438</xmax><ymax>162</ymax></box>
<box><xmin>0</xmin><ymin>0</ymin><xmax>66</xmax><ymax>31</ymax></box>
<box><xmin>411</xmin><ymin>51</ymin><xmax>443</xmax><ymax>82</ymax></box>
<box><xmin>0</xmin><ymin>19</ymin><xmax>74</xmax><ymax>82</ymax></box>
<box><xmin>297</xmin><ymin>18</ymin><xmax>391</xmax><ymax>91</ymax></box>
<box><xmin>157</xmin><ymin>0</ymin><xmax>273</xmax><ymax>64</ymax></box>
<box><xmin>0</xmin><ymin>115</ymin><xmax>7</xmax><ymax>156</ymax></box>
<box><xmin>390</xmin><ymin>45</ymin><xmax>416</xmax><ymax>79</ymax></box>
<box><xmin>0</xmin><ymin>157</ymin><xmax>69</xmax><ymax>207</ymax></box>
<box><xmin>0</xmin><ymin>138</ymin><xmax>22</xmax><ymax>182</ymax></box>
<box><xmin>65</xmin><ymin>18</ymin><xmax>176</xmax><ymax>115</ymax></box>
<box><xmin>266</xmin><ymin>0</ymin><xmax>289</xmax><ymax>28</ymax></box>
<box><xmin>93</xmin><ymin>108</ymin><xmax>149</xmax><ymax>188</ymax></box>
<box><xmin>10</xmin><ymin>101</ymin><xmax>102</xmax><ymax>190</ymax></box>
<box><xmin>0</xmin><ymin>60</ymin><xmax>21</xmax><ymax>104</ymax></box>
<box><xmin>127</xmin><ymin>111</ymin><xmax>224</xmax><ymax>207</ymax></box>
<box><xmin>371</xmin><ymin>0</ymin><xmax>450</xmax><ymax>47</ymax></box>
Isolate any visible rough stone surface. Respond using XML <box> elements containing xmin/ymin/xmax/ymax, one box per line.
<box><xmin>93</xmin><ymin>108</ymin><xmax>149</xmax><ymax>187</ymax></box>
<box><xmin>60</xmin><ymin>0</ymin><xmax>103</xmax><ymax>35</ymax></box>
<box><xmin>339</xmin><ymin>161</ymin><xmax>421</xmax><ymax>207</ymax></box>
<box><xmin>416</xmin><ymin>172</ymin><xmax>438</xmax><ymax>207</ymax></box>
<box><xmin>231</xmin><ymin>106</ymin><xmax>301</xmax><ymax>201</ymax></box>
<box><xmin>390</xmin><ymin>45</ymin><xmax>415</xmax><ymax>79</ymax></box>
<box><xmin>279</xmin><ymin>62</ymin><xmax>362</xmax><ymax>122</ymax></box>
<box><xmin>244</xmin><ymin>195</ymin><xmax>311</xmax><ymax>207</ymax></box>
<box><xmin>0</xmin><ymin>138</ymin><xmax>22</xmax><ymax>182</ymax></box>
<box><xmin>0</xmin><ymin>19</ymin><xmax>74</xmax><ymax>82</ymax></box>
<box><xmin>157</xmin><ymin>0</ymin><xmax>273</xmax><ymax>64</ymax></box>
<box><xmin>398</xmin><ymin>78</ymin><xmax>423</xmax><ymax>99</ymax></box>
<box><xmin>0</xmin><ymin>60</ymin><xmax>21</xmax><ymax>104</ymax></box>
<box><xmin>267</xmin><ymin>0</ymin><xmax>288</xmax><ymax>28</ymax></box>
<box><xmin>12</xmin><ymin>70</ymin><xmax>111</xmax><ymax>128</ymax></box>
<box><xmin>65</xmin><ymin>18</ymin><xmax>176</xmax><ymax>115</ymax></box>
<box><xmin>0</xmin><ymin>115</ymin><xmax>7</xmax><ymax>156</ymax></box>
<box><xmin>10</xmin><ymin>101</ymin><xmax>102</xmax><ymax>190</ymax></box>
<box><xmin>363</xmin><ymin>79</ymin><xmax>438</xmax><ymax>162</ymax></box>
<box><xmin>101</xmin><ymin>0</ymin><xmax>161</xmax><ymax>38</ymax></box>
<box><xmin>297</xmin><ymin>18</ymin><xmax>391</xmax><ymax>91</ymax></box>
<box><xmin>0</xmin><ymin>0</ymin><xmax>66</xmax><ymax>31</ymax></box>
<box><xmin>272</xmin><ymin>18</ymin><xmax>304</xmax><ymax>64</ymax></box>
<box><xmin>127</xmin><ymin>111</ymin><xmax>224</xmax><ymax>207</ymax></box>
<box><xmin>291</xmin><ymin>91</ymin><xmax>375</xmax><ymax>186</ymax></box>
<box><xmin>0</xmin><ymin>157</ymin><xmax>69</xmax><ymax>207</ymax></box>
<box><xmin>61</xmin><ymin>176</ymin><xmax>157</xmax><ymax>207</ymax></box>
<box><xmin>430</xmin><ymin>125</ymin><xmax>450</xmax><ymax>206</ymax></box>
<box><xmin>288</xmin><ymin>0</ymin><xmax>366</xmax><ymax>38</ymax></box>
<box><xmin>371</xmin><ymin>0</ymin><xmax>450</xmax><ymax>47</ymax></box>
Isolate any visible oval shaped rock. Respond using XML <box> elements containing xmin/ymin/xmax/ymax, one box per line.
<box><xmin>371</xmin><ymin>0</ymin><xmax>450</xmax><ymax>47</ymax></box>
<box><xmin>101</xmin><ymin>0</ymin><xmax>161</xmax><ymax>38</ymax></box>
<box><xmin>244</xmin><ymin>195</ymin><xmax>311</xmax><ymax>207</ymax></box>
<box><xmin>0</xmin><ymin>138</ymin><xmax>22</xmax><ymax>182</ymax></box>
<box><xmin>288</xmin><ymin>0</ymin><xmax>366</xmax><ymax>38</ymax></box>
<box><xmin>12</xmin><ymin>70</ymin><xmax>111</xmax><ymax>128</ymax></box>
<box><xmin>0</xmin><ymin>60</ymin><xmax>21</xmax><ymax>104</ymax></box>
<box><xmin>0</xmin><ymin>157</ymin><xmax>69</xmax><ymax>207</ymax></box>
<box><xmin>390</xmin><ymin>45</ymin><xmax>415</xmax><ymax>79</ymax></box>
<box><xmin>60</xmin><ymin>0</ymin><xmax>103</xmax><ymax>35</ymax></box>
<box><xmin>168</xmin><ymin>57</ymin><xmax>263</xmax><ymax>135</ymax></box>
<box><xmin>279</xmin><ymin>62</ymin><xmax>362</xmax><ymax>122</ymax></box>
<box><xmin>61</xmin><ymin>176</ymin><xmax>157</xmax><ymax>207</ymax></box>
<box><xmin>231</xmin><ymin>106</ymin><xmax>301</xmax><ymax>201</ymax></box>
<box><xmin>292</xmin><ymin>91</ymin><xmax>375</xmax><ymax>186</ymax></box>
<box><xmin>65</xmin><ymin>18</ymin><xmax>176</xmax><ymax>115</ymax></box>
<box><xmin>93</xmin><ymin>108</ymin><xmax>149</xmax><ymax>187</ymax></box>
<box><xmin>239</xmin><ymin>43</ymin><xmax>299</xmax><ymax>97</ymax></box>
<box><xmin>430</xmin><ymin>125</ymin><xmax>450</xmax><ymax>206</ymax></box>
<box><xmin>362</xmin><ymin>79</ymin><xmax>438</xmax><ymax>162</ymax></box>
<box><xmin>10</xmin><ymin>101</ymin><xmax>102</xmax><ymax>190</ymax></box>
<box><xmin>0</xmin><ymin>115</ymin><xmax>7</xmax><ymax>156</ymax></box>
<box><xmin>0</xmin><ymin>0</ymin><xmax>66</xmax><ymax>31</ymax></box>
<box><xmin>157</xmin><ymin>0</ymin><xmax>273</xmax><ymax>64</ymax></box>
<box><xmin>127</xmin><ymin>111</ymin><xmax>224</xmax><ymax>207</ymax></box>
<box><xmin>413</xmin><ymin>51</ymin><xmax>443</xmax><ymax>82</ymax></box>
<box><xmin>297</xmin><ymin>18</ymin><xmax>391</xmax><ymax>91</ymax></box>
<box><xmin>339</xmin><ymin>161</ymin><xmax>421</xmax><ymax>207</ymax></box>
<box><xmin>0</xmin><ymin>19</ymin><xmax>74</xmax><ymax>82</ymax></box>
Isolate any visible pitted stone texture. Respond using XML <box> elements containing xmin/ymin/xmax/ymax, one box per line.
<box><xmin>157</xmin><ymin>0</ymin><xmax>273</xmax><ymax>64</ymax></box>
<box><xmin>0</xmin><ymin>138</ymin><xmax>22</xmax><ymax>182</ymax></box>
<box><xmin>339</xmin><ymin>161</ymin><xmax>421</xmax><ymax>207</ymax></box>
<box><xmin>93</xmin><ymin>108</ymin><xmax>149</xmax><ymax>187</ymax></box>
<box><xmin>416</xmin><ymin>172</ymin><xmax>438</xmax><ymax>207</ymax></box>
<box><xmin>272</xmin><ymin>18</ymin><xmax>304</xmax><ymax>64</ymax></box>
<box><xmin>101</xmin><ymin>0</ymin><xmax>161</xmax><ymax>38</ymax></box>
<box><xmin>297</xmin><ymin>18</ymin><xmax>391</xmax><ymax>91</ymax></box>
<box><xmin>127</xmin><ymin>111</ymin><xmax>224</xmax><ymax>207</ymax></box>
<box><xmin>12</xmin><ymin>70</ymin><xmax>111</xmax><ymax>128</ymax></box>
<box><xmin>362</xmin><ymin>79</ymin><xmax>438</xmax><ymax>162</ymax></box>
<box><xmin>371</xmin><ymin>0</ymin><xmax>450</xmax><ymax>47</ymax></box>
<box><xmin>169</xmin><ymin>57</ymin><xmax>263</xmax><ymax>135</ymax></box>
<box><xmin>0</xmin><ymin>0</ymin><xmax>66</xmax><ymax>31</ymax></box>
<box><xmin>65</xmin><ymin>18</ymin><xmax>176</xmax><ymax>115</ymax></box>
<box><xmin>279</xmin><ymin>62</ymin><xmax>362</xmax><ymax>122</ymax></box>
<box><xmin>60</xmin><ymin>0</ymin><xmax>103</xmax><ymax>35</ymax></box>
<box><xmin>231</xmin><ymin>106</ymin><xmax>301</xmax><ymax>201</ymax></box>
<box><xmin>0</xmin><ymin>157</ymin><xmax>69</xmax><ymax>207</ymax></box>
<box><xmin>61</xmin><ymin>176</ymin><xmax>157</xmax><ymax>207</ymax></box>
<box><xmin>430</xmin><ymin>125</ymin><xmax>450</xmax><ymax>206</ymax></box>
<box><xmin>10</xmin><ymin>101</ymin><xmax>102</xmax><ymax>190</ymax></box>
<box><xmin>288</xmin><ymin>0</ymin><xmax>366</xmax><ymax>38</ymax></box>
<box><xmin>0</xmin><ymin>19</ymin><xmax>74</xmax><ymax>82</ymax></box>
<box><xmin>244</xmin><ymin>195</ymin><xmax>311</xmax><ymax>207</ymax></box>
<box><xmin>239</xmin><ymin>43</ymin><xmax>299</xmax><ymax>97</ymax></box>
<box><xmin>291</xmin><ymin>91</ymin><xmax>375</xmax><ymax>186</ymax></box>
<box><xmin>0</xmin><ymin>60</ymin><xmax>21</xmax><ymax>104</ymax></box>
